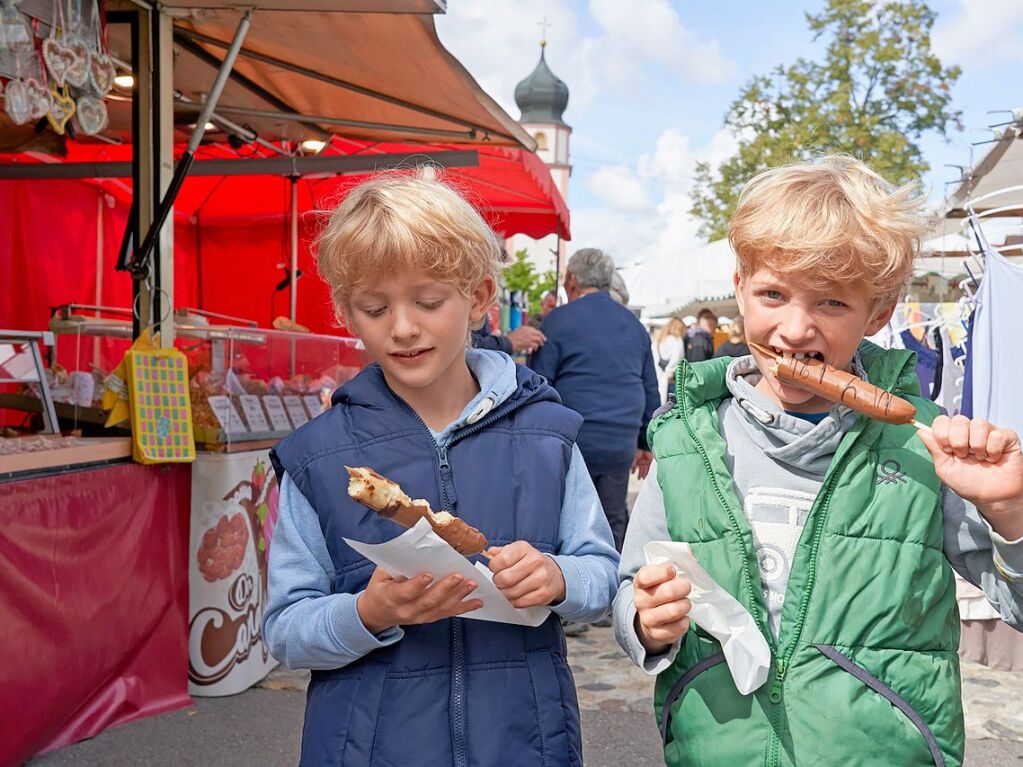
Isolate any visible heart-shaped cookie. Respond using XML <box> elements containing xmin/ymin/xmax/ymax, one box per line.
<box><xmin>43</xmin><ymin>37</ymin><xmax>75</xmax><ymax>87</ymax></box>
<box><xmin>4</xmin><ymin>78</ymin><xmax>31</xmax><ymax>125</ymax></box>
<box><xmin>25</xmin><ymin>78</ymin><xmax>52</xmax><ymax>120</ymax></box>
<box><xmin>64</xmin><ymin>35</ymin><xmax>91</xmax><ymax>89</ymax></box>
<box><xmin>46</xmin><ymin>82</ymin><xmax>76</xmax><ymax>134</ymax></box>
<box><xmin>75</xmin><ymin>95</ymin><xmax>108</xmax><ymax>135</ymax></box>
<box><xmin>0</xmin><ymin>2</ymin><xmax>34</xmax><ymax>53</ymax></box>
<box><xmin>90</xmin><ymin>52</ymin><xmax>116</xmax><ymax>96</ymax></box>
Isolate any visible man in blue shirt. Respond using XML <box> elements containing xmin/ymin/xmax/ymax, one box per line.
<box><xmin>532</xmin><ymin>248</ymin><xmax>660</xmax><ymax>553</ymax></box>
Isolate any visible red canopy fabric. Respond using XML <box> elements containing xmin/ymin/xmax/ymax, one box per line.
<box><xmin>0</xmin><ymin>138</ymin><xmax>569</xmax><ymax>339</ymax></box>
<box><xmin>14</xmin><ymin>137</ymin><xmax>570</xmax><ymax>239</ymax></box>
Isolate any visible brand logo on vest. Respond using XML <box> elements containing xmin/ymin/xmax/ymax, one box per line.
<box><xmin>875</xmin><ymin>459</ymin><xmax>907</xmax><ymax>485</ymax></box>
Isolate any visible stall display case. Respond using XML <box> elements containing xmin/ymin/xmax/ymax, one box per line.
<box><xmin>2</xmin><ymin>307</ymin><xmax>366</xmax><ymax>450</ymax></box>
<box><xmin>0</xmin><ymin>329</ymin><xmax>134</xmax><ymax>476</ymax></box>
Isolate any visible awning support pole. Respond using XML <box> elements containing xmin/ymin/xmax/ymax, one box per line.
<box><xmin>290</xmin><ymin>175</ymin><xmax>299</xmax><ymax>324</ymax></box>
<box><xmin>290</xmin><ymin>174</ymin><xmax>299</xmax><ymax>376</ymax></box>
<box><xmin>128</xmin><ymin>9</ymin><xmax>253</xmax><ymax>281</ymax></box>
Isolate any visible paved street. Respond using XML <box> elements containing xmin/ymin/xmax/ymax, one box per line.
<box><xmin>30</xmin><ymin>623</ymin><xmax>1023</xmax><ymax>766</ymax></box>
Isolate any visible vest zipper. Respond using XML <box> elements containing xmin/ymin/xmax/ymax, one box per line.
<box><xmin>451</xmin><ymin>617</ymin><xmax>468</xmax><ymax>767</ymax></box>
<box><xmin>764</xmin><ymin>473</ymin><xmax>840</xmax><ymax>767</ymax></box>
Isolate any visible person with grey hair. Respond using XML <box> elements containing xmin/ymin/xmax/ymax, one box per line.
<box><xmin>532</xmin><ymin>248</ymin><xmax>660</xmax><ymax>566</ymax></box>
<box><xmin>609</xmin><ymin>270</ymin><xmax>630</xmax><ymax>306</ymax></box>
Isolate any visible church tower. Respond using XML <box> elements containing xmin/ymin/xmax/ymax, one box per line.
<box><xmin>510</xmin><ymin>39</ymin><xmax>571</xmax><ymax>276</ymax></box>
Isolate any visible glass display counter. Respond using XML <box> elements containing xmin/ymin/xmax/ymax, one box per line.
<box><xmin>2</xmin><ymin>306</ymin><xmax>366</xmax><ymax>450</ymax></box>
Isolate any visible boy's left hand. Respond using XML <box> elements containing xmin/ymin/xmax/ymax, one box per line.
<box><xmin>917</xmin><ymin>415</ymin><xmax>1023</xmax><ymax>537</ymax></box>
<box><xmin>488</xmin><ymin>541</ymin><xmax>566</xmax><ymax>608</ymax></box>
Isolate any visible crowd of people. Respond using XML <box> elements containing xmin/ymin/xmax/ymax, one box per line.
<box><xmin>262</xmin><ymin>156</ymin><xmax>1022</xmax><ymax>767</ymax></box>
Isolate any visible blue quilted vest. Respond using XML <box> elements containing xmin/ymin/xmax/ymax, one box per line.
<box><xmin>270</xmin><ymin>363</ymin><xmax>584</xmax><ymax>767</ymax></box>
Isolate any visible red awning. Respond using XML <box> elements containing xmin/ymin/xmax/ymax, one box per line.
<box><xmin>8</xmin><ymin>137</ymin><xmax>569</xmax><ymax>240</ymax></box>
<box><xmin>0</xmin><ymin>139</ymin><xmax>568</xmax><ymax>336</ymax></box>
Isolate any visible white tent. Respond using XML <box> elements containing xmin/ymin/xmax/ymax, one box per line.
<box><xmin>620</xmin><ymin>239</ymin><xmax>737</xmax><ymax>318</ymax></box>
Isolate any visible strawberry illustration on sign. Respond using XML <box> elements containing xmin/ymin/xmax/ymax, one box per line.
<box><xmin>220</xmin><ymin>459</ymin><xmax>279</xmax><ymax>597</ymax></box>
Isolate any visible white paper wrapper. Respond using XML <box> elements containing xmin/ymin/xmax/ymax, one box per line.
<box><xmin>345</xmin><ymin>518</ymin><xmax>550</xmax><ymax>627</ymax></box>
<box><xmin>644</xmin><ymin>540</ymin><xmax>771</xmax><ymax>695</ymax></box>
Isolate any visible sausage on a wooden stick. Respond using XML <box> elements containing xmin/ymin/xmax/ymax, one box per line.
<box><xmin>748</xmin><ymin>342</ymin><xmax>924</xmax><ymax>427</ymax></box>
<box><xmin>346</xmin><ymin>466</ymin><xmax>491</xmax><ymax>557</ymax></box>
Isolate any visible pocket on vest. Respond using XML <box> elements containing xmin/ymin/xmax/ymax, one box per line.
<box><xmin>300</xmin><ymin>670</ymin><xmax>373</xmax><ymax>767</ymax></box>
<box><xmin>370</xmin><ymin>668</ymin><xmax>453</xmax><ymax>766</ymax></box>
<box><xmin>796</xmin><ymin>644</ymin><xmax>954</xmax><ymax>766</ymax></box>
<box><xmin>463</xmin><ymin>655</ymin><xmax>582</xmax><ymax>767</ymax></box>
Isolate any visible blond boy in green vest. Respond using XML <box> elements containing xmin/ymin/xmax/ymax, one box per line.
<box><xmin>614</xmin><ymin>156</ymin><xmax>1023</xmax><ymax>766</ymax></box>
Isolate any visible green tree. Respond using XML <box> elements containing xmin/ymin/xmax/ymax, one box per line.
<box><xmin>502</xmin><ymin>249</ymin><xmax>557</xmax><ymax>316</ymax></box>
<box><xmin>690</xmin><ymin>0</ymin><xmax>961</xmax><ymax>241</ymax></box>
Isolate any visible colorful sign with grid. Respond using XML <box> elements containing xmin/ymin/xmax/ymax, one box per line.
<box><xmin>127</xmin><ymin>349</ymin><xmax>196</xmax><ymax>464</ymax></box>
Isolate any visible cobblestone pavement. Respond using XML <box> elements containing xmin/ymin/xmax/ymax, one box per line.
<box><xmin>261</xmin><ymin>623</ymin><xmax>1023</xmax><ymax>743</ymax></box>
<box><xmin>30</xmin><ymin>625</ymin><xmax>1023</xmax><ymax>766</ymax></box>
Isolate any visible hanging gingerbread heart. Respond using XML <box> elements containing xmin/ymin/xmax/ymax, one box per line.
<box><xmin>75</xmin><ymin>93</ymin><xmax>107</xmax><ymax>134</ymax></box>
<box><xmin>0</xmin><ymin>0</ymin><xmax>35</xmax><ymax>54</ymax></box>
<box><xmin>25</xmin><ymin>77</ymin><xmax>52</xmax><ymax>119</ymax></box>
<box><xmin>3</xmin><ymin>78</ymin><xmax>31</xmax><ymax>124</ymax></box>
<box><xmin>89</xmin><ymin>51</ymin><xmax>114</xmax><ymax>95</ymax></box>
<box><xmin>46</xmin><ymin>81</ymin><xmax>75</xmax><ymax>134</ymax></box>
<box><xmin>42</xmin><ymin>36</ymin><xmax>75</xmax><ymax>87</ymax></box>
<box><xmin>63</xmin><ymin>34</ymin><xmax>90</xmax><ymax>88</ymax></box>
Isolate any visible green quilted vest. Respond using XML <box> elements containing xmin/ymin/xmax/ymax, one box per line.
<box><xmin>648</xmin><ymin>342</ymin><xmax>962</xmax><ymax>767</ymax></box>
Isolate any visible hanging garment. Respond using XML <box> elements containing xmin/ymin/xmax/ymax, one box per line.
<box><xmin>937</xmin><ymin>325</ymin><xmax>964</xmax><ymax>416</ymax></box>
<box><xmin>899</xmin><ymin>330</ymin><xmax>938</xmax><ymax>398</ymax></box>
<box><xmin>961</xmin><ymin>309</ymin><xmax>976</xmax><ymax>419</ymax></box>
<box><xmin>968</xmin><ymin>251</ymin><xmax>1023</xmax><ymax>433</ymax></box>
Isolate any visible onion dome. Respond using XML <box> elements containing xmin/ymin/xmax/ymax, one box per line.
<box><xmin>514</xmin><ymin>44</ymin><xmax>569</xmax><ymax>125</ymax></box>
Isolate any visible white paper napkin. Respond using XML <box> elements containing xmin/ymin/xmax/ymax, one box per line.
<box><xmin>344</xmin><ymin>518</ymin><xmax>550</xmax><ymax>627</ymax></box>
<box><xmin>644</xmin><ymin>540</ymin><xmax>771</xmax><ymax>695</ymax></box>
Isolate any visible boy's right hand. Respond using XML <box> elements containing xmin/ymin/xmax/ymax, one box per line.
<box><xmin>633</xmin><ymin>563</ymin><xmax>692</xmax><ymax>655</ymax></box>
<box><xmin>357</xmin><ymin>567</ymin><xmax>483</xmax><ymax>635</ymax></box>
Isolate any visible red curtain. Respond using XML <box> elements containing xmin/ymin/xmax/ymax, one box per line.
<box><xmin>0</xmin><ymin>179</ymin><xmax>199</xmax><ymax>339</ymax></box>
<box><xmin>0</xmin><ymin>462</ymin><xmax>193</xmax><ymax>764</ymax></box>
<box><xmin>0</xmin><ymin>178</ymin><xmax>342</xmax><ymax>338</ymax></box>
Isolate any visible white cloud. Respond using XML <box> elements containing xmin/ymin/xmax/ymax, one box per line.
<box><xmin>587</xmin><ymin>164</ymin><xmax>653</xmax><ymax>212</ymax></box>
<box><xmin>574</xmin><ymin>126</ymin><xmax>738</xmax><ymax>266</ymax></box>
<box><xmin>588</xmin><ymin>0</ymin><xmax>737</xmax><ymax>86</ymax></box>
<box><xmin>933</xmin><ymin>0</ymin><xmax>1023</xmax><ymax>67</ymax></box>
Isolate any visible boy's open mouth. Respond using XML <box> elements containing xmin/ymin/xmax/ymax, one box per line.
<box><xmin>767</xmin><ymin>345</ymin><xmax>825</xmax><ymax>363</ymax></box>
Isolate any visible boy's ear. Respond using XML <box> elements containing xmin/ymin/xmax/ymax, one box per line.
<box><xmin>732</xmin><ymin>271</ymin><xmax>746</xmax><ymax>315</ymax></box>
<box><xmin>865</xmin><ymin>301</ymin><xmax>897</xmax><ymax>336</ymax></box>
<box><xmin>469</xmin><ymin>276</ymin><xmax>496</xmax><ymax>324</ymax></box>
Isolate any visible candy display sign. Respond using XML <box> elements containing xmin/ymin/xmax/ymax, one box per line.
<box><xmin>189</xmin><ymin>452</ymin><xmax>279</xmax><ymax>696</ymax></box>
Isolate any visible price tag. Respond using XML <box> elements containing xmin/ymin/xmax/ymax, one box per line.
<box><xmin>207</xmin><ymin>395</ymin><xmax>249</xmax><ymax>435</ymax></box>
<box><xmin>303</xmin><ymin>395</ymin><xmax>324</xmax><ymax>419</ymax></box>
<box><xmin>284</xmin><ymin>395</ymin><xmax>309</xmax><ymax>428</ymax></box>
<box><xmin>239</xmin><ymin>395</ymin><xmax>270</xmax><ymax>432</ymax></box>
<box><xmin>262</xmin><ymin>396</ymin><xmax>293</xmax><ymax>432</ymax></box>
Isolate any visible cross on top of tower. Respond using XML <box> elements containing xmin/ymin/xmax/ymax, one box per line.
<box><xmin>538</xmin><ymin>16</ymin><xmax>551</xmax><ymax>48</ymax></box>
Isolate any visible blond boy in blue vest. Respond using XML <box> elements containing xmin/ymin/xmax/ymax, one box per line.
<box><xmin>614</xmin><ymin>156</ymin><xmax>1023</xmax><ymax>766</ymax></box>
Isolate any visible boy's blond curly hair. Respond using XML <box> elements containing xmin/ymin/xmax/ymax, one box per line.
<box><xmin>315</xmin><ymin>167</ymin><xmax>504</xmax><ymax>326</ymax></box>
<box><xmin>728</xmin><ymin>156</ymin><xmax>930</xmax><ymax>308</ymax></box>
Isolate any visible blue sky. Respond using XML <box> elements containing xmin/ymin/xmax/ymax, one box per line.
<box><xmin>436</xmin><ymin>0</ymin><xmax>1023</xmax><ymax>266</ymax></box>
